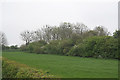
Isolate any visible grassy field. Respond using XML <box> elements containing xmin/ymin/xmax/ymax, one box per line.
<box><xmin>2</xmin><ymin>52</ymin><xmax>118</xmax><ymax>78</ymax></box>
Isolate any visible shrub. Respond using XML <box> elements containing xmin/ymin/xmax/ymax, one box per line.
<box><xmin>44</xmin><ymin>39</ymin><xmax>74</xmax><ymax>55</ymax></box>
<box><xmin>44</xmin><ymin>40</ymin><xmax>60</xmax><ymax>54</ymax></box>
<box><xmin>20</xmin><ymin>36</ymin><xmax>118</xmax><ymax>59</ymax></box>
<box><xmin>2</xmin><ymin>57</ymin><xmax>54</xmax><ymax>78</ymax></box>
<box><xmin>24</xmin><ymin>40</ymin><xmax>47</xmax><ymax>54</ymax></box>
<box><xmin>20</xmin><ymin>45</ymin><xmax>28</xmax><ymax>51</ymax></box>
<box><xmin>68</xmin><ymin>36</ymin><xmax>118</xmax><ymax>59</ymax></box>
<box><xmin>33</xmin><ymin>46</ymin><xmax>45</xmax><ymax>54</ymax></box>
<box><xmin>57</xmin><ymin>39</ymin><xmax>74</xmax><ymax>55</ymax></box>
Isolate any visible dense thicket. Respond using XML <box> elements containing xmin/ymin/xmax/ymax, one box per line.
<box><xmin>20</xmin><ymin>22</ymin><xmax>119</xmax><ymax>59</ymax></box>
<box><xmin>68</xmin><ymin>36</ymin><xmax>118</xmax><ymax>59</ymax></box>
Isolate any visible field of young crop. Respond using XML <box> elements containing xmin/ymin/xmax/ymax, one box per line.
<box><xmin>2</xmin><ymin>52</ymin><xmax>118</xmax><ymax>78</ymax></box>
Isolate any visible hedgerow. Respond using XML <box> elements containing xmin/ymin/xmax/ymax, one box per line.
<box><xmin>20</xmin><ymin>36</ymin><xmax>118</xmax><ymax>59</ymax></box>
<box><xmin>68</xmin><ymin>36</ymin><xmax>118</xmax><ymax>59</ymax></box>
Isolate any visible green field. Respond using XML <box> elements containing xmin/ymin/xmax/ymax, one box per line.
<box><xmin>2</xmin><ymin>52</ymin><xmax>118</xmax><ymax>78</ymax></box>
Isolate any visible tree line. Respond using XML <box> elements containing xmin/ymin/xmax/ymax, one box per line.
<box><xmin>20</xmin><ymin>22</ymin><xmax>110</xmax><ymax>45</ymax></box>
<box><xmin>0</xmin><ymin>22</ymin><xmax>119</xmax><ymax>59</ymax></box>
<box><xmin>19</xmin><ymin>22</ymin><xmax>119</xmax><ymax>59</ymax></box>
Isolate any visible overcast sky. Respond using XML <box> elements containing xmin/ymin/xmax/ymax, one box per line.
<box><xmin>0</xmin><ymin>0</ymin><xmax>119</xmax><ymax>46</ymax></box>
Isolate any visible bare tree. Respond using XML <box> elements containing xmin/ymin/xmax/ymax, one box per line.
<box><xmin>94</xmin><ymin>25</ymin><xmax>110</xmax><ymax>36</ymax></box>
<box><xmin>31</xmin><ymin>29</ymin><xmax>43</xmax><ymax>42</ymax></box>
<box><xmin>59</xmin><ymin>22</ymin><xmax>73</xmax><ymax>39</ymax></box>
<box><xmin>0</xmin><ymin>32</ymin><xmax>7</xmax><ymax>46</ymax></box>
<box><xmin>42</xmin><ymin>25</ymin><xmax>52</xmax><ymax>42</ymax></box>
<box><xmin>74</xmin><ymin>22</ymin><xmax>88</xmax><ymax>35</ymax></box>
<box><xmin>20</xmin><ymin>30</ymin><xmax>33</xmax><ymax>45</ymax></box>
<box><xmin>51</xmin><ymin>26</ymin><xmax>60</xmax><ymax>40</ymax></box>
